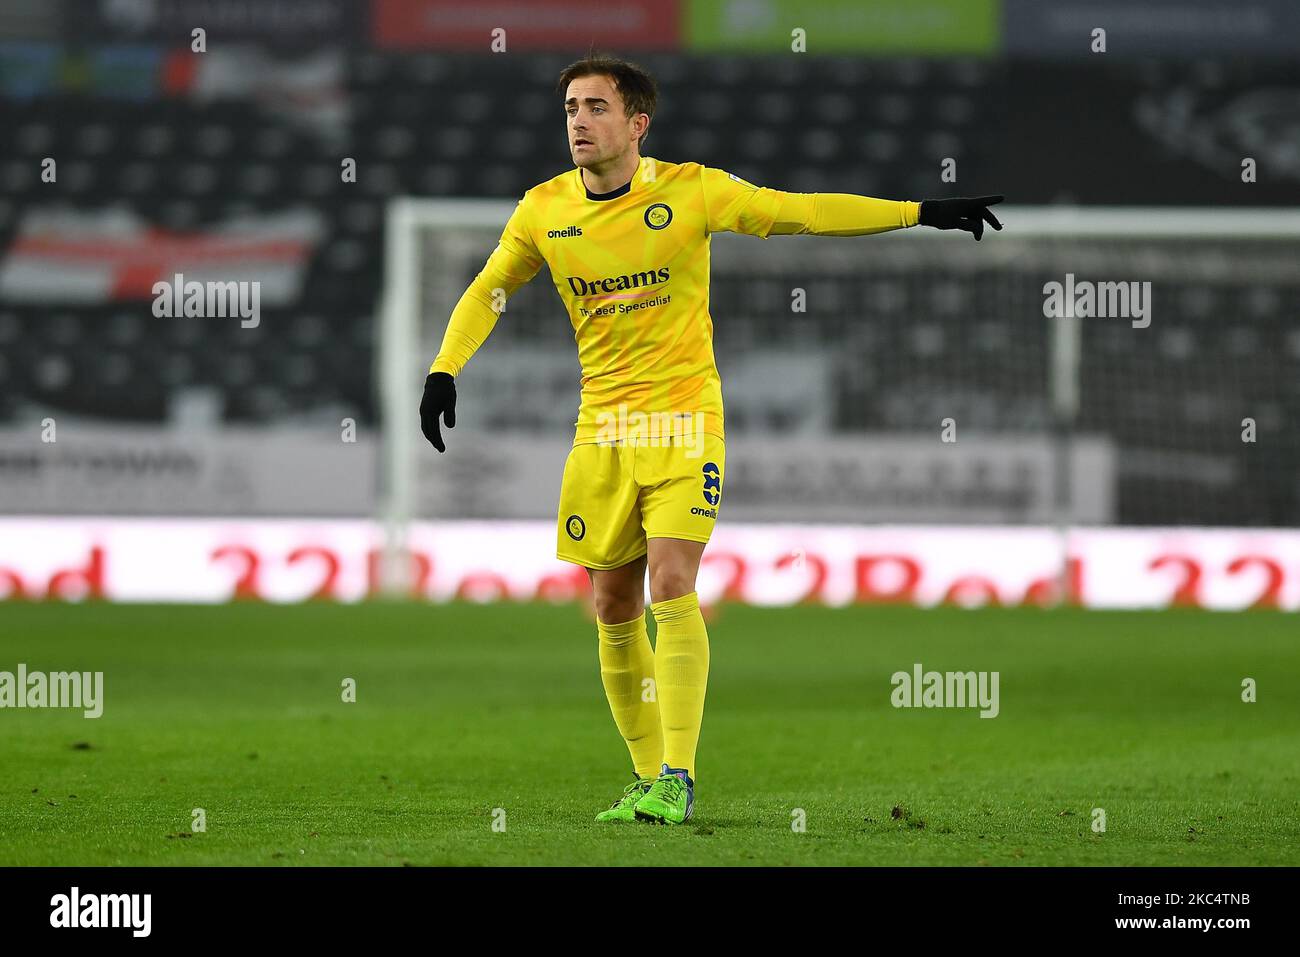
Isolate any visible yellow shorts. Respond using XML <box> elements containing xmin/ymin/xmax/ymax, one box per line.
<box><xmin>555</xmin><ymin>434</ymin><xmax>725</xmax><ymax>569</ymax></box>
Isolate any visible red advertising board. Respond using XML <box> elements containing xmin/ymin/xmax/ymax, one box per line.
<box><xmin>6</xmin><ymin>518</ymin><xmax>1300</xmax><ymax>611</ymax></box>
<box><xmin>372</xmin><ymin>0</ymin><xmax>682</xmax><ymax>51</ymax></box>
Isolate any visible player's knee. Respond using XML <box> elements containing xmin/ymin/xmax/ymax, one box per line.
<box><xmin>593</xmin><ymin>589</ymin><xmax>642</xmax><ymax>625</ymax></box>
<box><xmin>649</xmin><ymin>567</ymin><xmax>695</xmax><ymax>605</ymax></box>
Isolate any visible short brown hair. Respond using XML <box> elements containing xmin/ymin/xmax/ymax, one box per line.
<box><xmin>557</xmin><ymin>54</ymin><xmax>657</xmax><ymax>148</ymax></box>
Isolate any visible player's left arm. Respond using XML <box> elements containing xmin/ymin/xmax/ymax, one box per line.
<box><xmin>773</xmin><ymin>192</ymin><xmax>1004</xmax><ymax>241</ymax></box>
<box><xmin>699</xmin><ymin>166</ymin><xmax>1003</xmax><ymax>241</ymax></box>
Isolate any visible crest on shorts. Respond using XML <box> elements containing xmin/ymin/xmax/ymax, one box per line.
<box><xmin>566</xmin><ymin>514</ymin><xmax>586</xmax><ymax>541</ymax></box>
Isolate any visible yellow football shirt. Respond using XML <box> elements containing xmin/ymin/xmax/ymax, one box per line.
<box><xmin>429</xmin><ymin>156</ymin><xmax>919</xmax><ymax>445</ymax></box>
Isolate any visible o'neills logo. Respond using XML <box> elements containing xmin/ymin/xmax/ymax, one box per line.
<box><xmin>547</xmin><ymin>225</ymin><xmax>582</xmax><ymax>238</ymax></box>
<box><xmin>567</xmin><ymin>266</ymin><xmax>669</xmax><ymax>297</ymax></box>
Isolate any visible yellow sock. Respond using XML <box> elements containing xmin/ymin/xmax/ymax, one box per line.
<box><xmin>650</xmin><ymin>590</ymin><xmax>710</xmax><ymax>779</ymax></box>
<box><xmin>597</xmin><ymin>613</ymin><xmax>663</xmax><ymax>780</ymax></box>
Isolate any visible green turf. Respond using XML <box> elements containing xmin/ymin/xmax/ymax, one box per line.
<box><xmin>1</xmin><ymin>602</ymin><xmax>1297</xmax><ymax>866</ymax></box>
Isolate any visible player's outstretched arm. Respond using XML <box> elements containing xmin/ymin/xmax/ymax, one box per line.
<box><xmin>768</xmin><ymin>192</ymin><xmax>1004</xmax><ymax>241</ymax></box>
<box><xmin>699</xmin><ymin>166</ymin><xmax>1002</xmax><ymax>242</ymax></box>
<box><xmin>767</xmin><ymin>192</ymin><xmax>920</xmax><ymax>237</ymax></box>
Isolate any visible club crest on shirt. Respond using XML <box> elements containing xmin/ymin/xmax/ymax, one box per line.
<box><xmin>644</xmin><ymin>203</ymin><xmax>672</xmax><ymax>230</ymax></box>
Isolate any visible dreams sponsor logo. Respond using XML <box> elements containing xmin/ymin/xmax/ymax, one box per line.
<box><xmin>567</xmin><ymin>266</ymin><xmax>669</xmax><ymax>297</ymax></box>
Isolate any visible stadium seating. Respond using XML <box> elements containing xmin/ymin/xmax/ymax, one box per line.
<box><xmin>1</xmin><ymin>51</ymin><xmax>1297</xmax><ymax>524</ymax></box>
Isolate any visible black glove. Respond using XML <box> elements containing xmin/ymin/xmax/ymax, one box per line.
<box><xmin>919</xmin><ymin>195</ymin><xmax>1004</xmax><ymax>241</ymax></box>
<box><xmin>419</xmin><ymin>371</ymin><xmax>456</xmax><ymax>453</ymax></box>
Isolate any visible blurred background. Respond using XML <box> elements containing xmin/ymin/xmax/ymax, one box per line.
<box><xmin>1</xmin><ymin>0</ymin><xmax>1299</xmax><ymax>607</ymax></box>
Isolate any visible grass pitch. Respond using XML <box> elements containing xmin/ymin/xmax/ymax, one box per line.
<box><xmin>2</xmin><ymin>602</ymin><xmax>1297</xmax><ymax>866</ymax></box>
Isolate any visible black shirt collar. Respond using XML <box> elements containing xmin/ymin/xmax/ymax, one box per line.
<box><xmin>582</xmin><ymin>169</ymin><xmax>633</xmax><ymax>202</ymax></box>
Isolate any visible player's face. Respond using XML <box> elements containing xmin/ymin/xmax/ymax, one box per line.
<box><xmin>564</xmin><ymin>74</ymin><xmax>643</xmax><ymax>169</ymax></box>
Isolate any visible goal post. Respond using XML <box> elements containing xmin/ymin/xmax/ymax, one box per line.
<box><xmin>377</xmin><ymin>199</ymin><xmax>520</xmax><ymax>595</ymax></box>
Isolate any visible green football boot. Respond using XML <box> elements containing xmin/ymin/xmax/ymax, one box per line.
<box><xmin>634</xmin><ymin>764</ymin><xmax>695</xmax><ymax>824</ymax></box>
<box><xmin>595</xmin><ymin>775</ymin><xmax>653</xmax><ymax>822</ymax></box>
